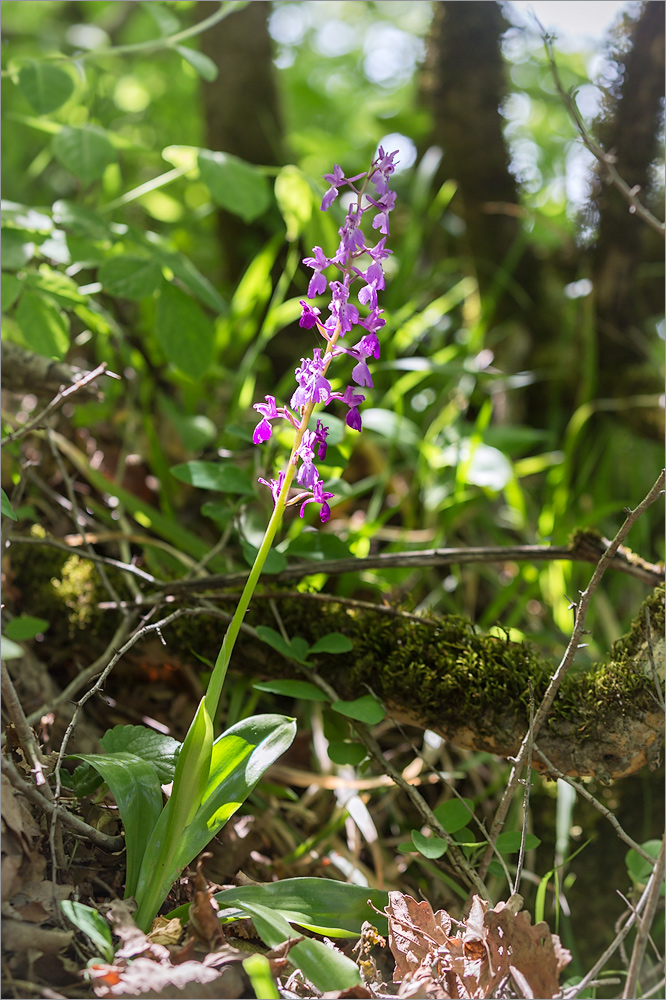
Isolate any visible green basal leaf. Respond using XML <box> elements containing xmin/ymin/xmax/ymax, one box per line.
<box><xmin>231</xmin><ymin>899</ymin><xmax>361</xmax><ymax>992</ymax></box>
<box><xmin>331</xmin><ymin>694</ymin><xmax>385</xmax><ymax>725</ymax></box>
<box><xmin>169</xmin><ymin>877</ymin><xmax>390</xmax><ymax>938</ymax></box>
<box><xmin>100</xmin><ymin>725</ymin><xmax>180</xmax><ymax>785</ymax></box>
<box><xmin>255</xmin><ymin>625</ymin><xmax>309</xmax><ymax>662</ymax></box>
<box><xmin>68</xmin><ymin>752</ymin><xmax>163</xmax><ymax>898</ymax></box>
<box><xmin>60</xmin><ymin>900</ymin><xmax>114</xmax><ymax>963</ymax></box>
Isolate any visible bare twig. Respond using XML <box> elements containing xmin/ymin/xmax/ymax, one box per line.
<box><xmin>480</xmin><ymin>471</ymin><xmax>665</xmax><ymax>879</ymax></box>
<box><xmin>1</xmin><ymin>755</ymin><xmax>124</xmax><ymax>853</ymax></box>
<box><xmin>540</xmin><ymin>25</ymin><xmax>665</xmax><ymax>237</ymax></box>
<box><xmin>7</xmin><ymin>534</ymin><xmax>164</xmax><ymax>585</ymax></box>
<box><xmin>534</xmin><ymin>746</ymin><xmax>657</xmax><ymax>865</ymax></box>
<box><xmin>513</xmin><ymin>680</ymin><xmax>534</xmax><ymax>895</ymax></box>
<box><xmin>563</xmin><ymin>839</ymin><xmax>664</xmax><ymax>999</ymax></box>
<box><xmin>623</xmin><ymin>836</ymin><xmax>666</xmax><ymax>1000</ymax></box>
<box><xmin>1</xmin><ymin>363</ymin><xmax>109</xmax><ymax>447</ymax></box>
<box><xmin>1</xmin><ymin>660</ymin><xmax>52</xmax><ymax>794</ymax></box>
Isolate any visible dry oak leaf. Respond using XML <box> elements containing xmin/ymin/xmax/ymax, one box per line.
<box><xmin>386</xmin><ymin>892</ymin><xmax>571</xmax><ymax>1000</ymax></box>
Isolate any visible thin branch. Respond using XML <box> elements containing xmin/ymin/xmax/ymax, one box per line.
<box><xmin>480</xmin><ymin>470</ymin><xmax>665</xmax><ymax>879</ymax></box>
<box><xmin>534</xmin><ymin>746</ymin><xmax>657</xmax><ymax>865</ymax></box>
<box><xmin>513</xmin><ymin>680</ymin><xmax>534</xmax><ymax>895</ymax></box>
<box><xmin>162</xmin><ymin>539</ymin><xmax>663</xmax><ymax>593</ymax></box>
<box><xmin>1</xmin><ymin>364</ymin><xmax>108</xmax><ymax>447</ymax></box>
<box><xmin>623</xmin><ymin>836</ymin><xmax>666</xmax><ymax>1000</ymax></box>
<box><xmin>540</xmin><ymin>24</ymin><xmax>665</xmax><ymax>237</ymax></box>
<box><xmin>1</xmin><ymin>660</ymin><xmax>52</xmax><ymax>793</ymax></box>
<box><xmin>7</xmin><ymin>534</ymin><xmax>164</xmax><ymax>585</ymax></box>
<box><xmin>1</xmin><ymin>755</ymin><xmax>124</xmax><ymax>853</ymax></box>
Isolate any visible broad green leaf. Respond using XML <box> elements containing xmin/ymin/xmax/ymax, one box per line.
<box><xmin>327</xmin><ymin>741</ymin><xmax>367</xmax><ymax>766</ymax></box>
<box><xmin>411</xmin><ymin>829</ymin><xmax>448</xmax><ymax>860</ymax></box>
<box><xmin>275</xmin><ymin>165</ymin><xmax>313</xmax><ymax>241</ymax></box>
<box><xmin>361</xmin><ymin>408</ymin><xmax>420</xmax><ymax>446</ymax></box>
<box><xmin>150</xmin><ymin>243</ymin><xmax>227</xmax><ymax>314</ymax></box>
<box><xmin>140</xmin><ymin>0</ymin><xmax>180</xmax><ymax>35</ymax></box>
<box><xmin>626</xmin><ymin>840</ymin><xmax>663</xmax><ymax>886</ymax></box>
<box><xmin>240</xmin><ymin>541</ymin><xmax>288</xmax><ymax>575</ymax></box>
<box><xmin>172</xmin><ymin>878</ymin><xmax>390</xmax><ymax>938</ymax></box>
<box><xmin>18</xmin><ymin>61</ymin><xmax>74</xmax><ymax>114</ymax></box>
<box><xmin>243</xmin><ymin>954</ymin><xmax>280</xmax><ymax>1000</ymax></box>
<box><xmin>155</xmin><ymin>281</ymin><xmax>214</xmax><ymax>379</ymax></box>
<box><xmin>100</xmin><ymin>725</ymin><xmax>180</xmax><ymax>785</ymax></box>
<box><xmin>60</xmin><ymin>901</ymin><xmax>114</xmax><ymax>962</ymax></box>
<box><xmin>2</xmin><ymin>202</ymin><xmax>53</xmax><ymax>232</ymax></box>
<box><xmin>495</xmin><ymin>831</ymin><xmax>541</xmax><ymax>854</ymax></box>
<box><xmin>161</xmin><ymin>144</ymin><xmax>199</xmax><ymax>172</ymax></box>
<box><xmin>52</xmin><ymin>200</ymin><xmax>113</xmax><ymax>240</ymax></box>
<box><xmin>134</xmin><ymin>714</ymin><xmax>296</xmax><ymax>931</ymax></box>
<box><xmin>309</xmin><ymin>633</ymin><xmax>353</xmax><ymax>656</ymax></box>
<box><xmin>253</xmin><ymin>680</ymin><xmax>329</xmax><ymax>702</ymax></box>
<box><xmin>200</xmin><ymin>500</ymin><xmax>235</xmax><ymax>527</ymax></box>
<box><xmin>1</xmin><ymin>488</ymin><xmax>18</xmax><ymax>521</ymax></box>
<box><xmin>99</xmin><ymin>255</ymin><xmax>162</xmax><ymax>300</ymax></box>
<box><xmin>4</xmin><ymin>616</ymin><xmax>49</xmax><ymax>641</ymax></box>
<box><xmin>24</xmin><ymin>266</ymin><xmax>85</xmax><ymax>305</ymax></box>
<box><xmin>282</xmin><ymin>531</ymin><xmax>350</xmax><ymax>561</ymax></box>
<box><xmin>176</xmin><ymin>45</ymin><xmax>218</xmax><ymax>81</ymax></box>
<box><xmin>255</xmin><ymin>626</ymin><xmax>309</xmax><ymax>663</ymax></box>
<box><xmin>1</xmin><ymin>273</ymin><xmax>22</xmax><ymax>312</ymax></box>
<box><xmin>230</xmin><ymin>899</ymin><xmax>361</xmax><ymax>992</ymax></box>
<box><xmin>68</xmin><ymin>752</ymin><xmax>163</xmax><ymax>898</ymax></box>
<box><xmin>53</xmin><ymin>125</ymin><xmax>117</xmax><ymax>186</ymax></box>
<box><xmin>159</xmin><ymin>395</ymin><xmax>216</xmax><ymax>451</ymax></box>
<box><xmin>198</xmin><ymin>149</ymin><xmax>271</xmax><ymax>224</ymax></box>
<box><xmin>16</xmin><ymin>291</ymin><xmax>70</xmax><ymax>359</ymax></box>
<box><xmin>433</xmin><ymin>798</ymin><xmax>475</xmax><ymax>834</ymax></box>
<box><xmin>331</xmin><ymin>694</ymin><xmax>385</xmax><ymax>725</ymax></box>
<box><xmin>1</xmin><ymin>229</ymin><xmax>35</xmax><ymax>270</ymax></box>
<box><xmin>170</xmin><ymin>460</ymin><xmax>254</xmax><ymax>495</ymax></box>
<box><xmin>1</xmin><ymin>637</ymin><xmax>23</xmax><ymax>660</ymax></box>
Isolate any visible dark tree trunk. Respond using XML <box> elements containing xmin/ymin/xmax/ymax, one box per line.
<box><xmin>590</xmin><ymin>1</ymin><xmax>665</xmax><ymax>420</ymax></box>
<box><xmin>196</xmin><ymin>1</ymin><xmax>285</xmax><ymax>284</ymax></box>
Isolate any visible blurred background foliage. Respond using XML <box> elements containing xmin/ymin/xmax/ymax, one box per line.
<box><xmin>1</xmin><ymin>1</ymin><xmax>664</xmax><ymax>981</ymax></box>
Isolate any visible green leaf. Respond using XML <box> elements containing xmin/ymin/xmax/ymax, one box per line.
<box><xmin>433</xmin><ymin>798</ymin><xmax>475</xmax><ymax>834</ymax></box>
<box><xmin>100</xmin><ymin>725</ymin><xmax>180</xmax><ymax>785</ymax></box>
<box><xmin>170</xmin><ymin>878</ymin><xmax>390</xmax><ymax>938</ymax></box>
<box><xmin>159</xmin><ymin>396</ymin><xmax>217</xmax><ymax>451</ymax></box>
<box><xmin>68</xmin><ymin>752</ymin><xmax>163</xmax><ymax>898</ymax></box>
<box><xmin>18</xmin><ymin>61</ymin><xmax>74</xmax><ymax>114</ymax></box>
<box><xmin>282</xmin><ymin>531</ymin><xmax>350</xmax><ymax>561</ymax></box>
<box><xmin>134</xmin><ymin>714</ymin><xmax>296</xmax><ymax>931</ymax></box>
<box><xmin>52</xmin><ymin>200</ymin><xmax>112</xmax><ymax>240</ymax></box>
<box><xmin>327</xmin><ymin>741</ymin><xmax>367</xmax><ymax>766</ymax></box>
<box><xmin>309</xmin><ymin>633</ymin><xmax>353</xmax><ymax>656</ymax></box>
<box><xmin>495</xmin><ymin>831</ymin><xmax>541</xmax><ymax>854</ymax></box>
<box><xmin>241</xmin><ymin>541</ymin><xmax>287</xmax><ymax>575</ymax></box>
<box><xmin>140</xmin><ymin>0</ymin><xmax>180</xmax><ymax>35</ymax></box>
<box><xmin>99</xmin><ymin>255</ymin><xmax>163</xmax><ymax>300</ymax></box>
<box><xmin>229</xmin><ymin>899</ymin><xmax>361</xmax><ymax>992</ymax></box>
<box><xmin>2</xmin><ymin>203</ymin><xmax>53</xmax><ymax>232</ymax></box>
<box><xmin>155</xmin><ymin>281</ymin><xmax>215</xmax><ymax>379</ymax></box>
<box><xmin>176</xmin><ymin>45</ymin><xmax>218</xmax><ymax>81</ymax></box>
<box><xmin>16</xmin><ymin>291</ymin><xmax>70</xmax><ymax>359</ymax></box>
<box><xmin>411</xmin><ymin>829</ymin><xmax>448</xmax><ymax>860</ymax></box>
<box><xmin>60</xmin><ymin>901</ymin><xmax>114</xmax><ymax>963</ymax></box>
<box><xmin>275</xmin><ymin>165</ymin><xmax>313</xmax><ymax>241</ymax></box>
<box><xmin>170</xmin><ymin>460</ymin><xmax>255</xmax><ymax>495</ymax></box>
<box><xmin>626</xmin><ymin>840</ymin><xmax>663</xmax><ymax>886</ymax></box>
<box><xmin>331</xmin><ymin>694</ymin><xmax>385</xmax><ymax>725</ymax></box>
<box><xmin>1</xmin><ymin>637</ymin><xmax>23</xmax><ymax>660</ymax></box>
<box><xmin>243</xmin><ymin>954</ymin><xmax>280</xmax><ymax>1000</ymax></box>
<box><xmin>255</xmin><ymin>626</ymin><xmax>310</xmax><ymax>663</ymax></box>
<box><xmin>4</xmin><ymin>616</ymin><xmax>49</xmax><ymax>641</ymax></box>
<box><xmin>253</xmin><ymin>680</ymin><xmax>329</xmax><ymax>702</ymax></box>
<box><xmin>1</xmin><ymin>488</ymin><xmax>18</xmax><ymax>521</ymax></box>
<box><xmin>53</xmin><ymin>125</ymin><xmax>117</xmax><ymax>186</ymax></box>
<box><xmin>1</xmin><ymin>229</ymin><xmax>35</xmax><ymax>270</ymax></box>
<box><xmin>151</xmin><ymin>243</ymin><xmax>227</xmax><ymax>314</ymax></box>
<box><xmin>25</xmin><ymin>266</ymin><xmax>86</xmax><ymax>306</ymax></box>
<box><xmin>198</xmin><ymin>149</ymin><xmax>271</xmax><ymax>224</ymax></box>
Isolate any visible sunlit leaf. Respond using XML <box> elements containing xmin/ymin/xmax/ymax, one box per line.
<box><xmin>53</xmin><ymin>125</ymin><xmax>117</xmax><ymax>185</ymax></box>
<box><xmin>331</xmin><ymin>694</ymin><xmax>385</xmax><ymax>725</ymax></box>
<box><xmin>18</xmin><ymin>60</ymin><xmax>74</xmax><ymax>115</ymax></box>
<box><xmin>61</xmin><ymin>901</ymin><xmax>114</xmax><ymax>963</ymax></box>
<box><xmin>198</xmin><ymin>149</ymin><xmax>271</xmax><ymax>224</ymax></box>
<box><xmin>170</xmin><ymin>460</ymin><xmax>255</xmax><ymax>495</ymax></box>
<box><xmin>16</xmin><ymin>291</ymin><xmax>70</xmax><ymax>359</ymax></box>
<box><xmin>155</xmin><ymin>282</ymin><xmax>215</xmax><ymax>379</ymax></box>
<box><xmin>99</xmin><ymin>255</ymin><xmax>162</xmax><ymax>300</ymax></box>
<box><xmin>411</xmin><ymin>829</ymin><xmax>448</xmax><ymax>859</ymax></box>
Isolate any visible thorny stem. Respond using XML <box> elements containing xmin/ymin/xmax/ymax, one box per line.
<box><xmin>479</xmin><ymin>470</ymin><xmax>665</xmax><ymax>880</ymax></box>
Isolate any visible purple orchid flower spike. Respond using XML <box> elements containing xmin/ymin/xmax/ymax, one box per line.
<box><xmin>253</xmin><ymin>148</ymin><xmax>398</xmax><ymax>523</ymax></box>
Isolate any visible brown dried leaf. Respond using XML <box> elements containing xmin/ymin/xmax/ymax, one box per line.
<box><xmin>485</xmin><ymin>903</ymin><xmax>571</xmax><ymax>1000</ymax></box>
<box><xmin>89</xmin><ymin>956</ymin><xmax>223</xmax><ymax>998</ymax></box>
<box><xmin>387</xmin><ymin>891</ymin><xmax>451</xmax><ymax>983</ymax></box>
